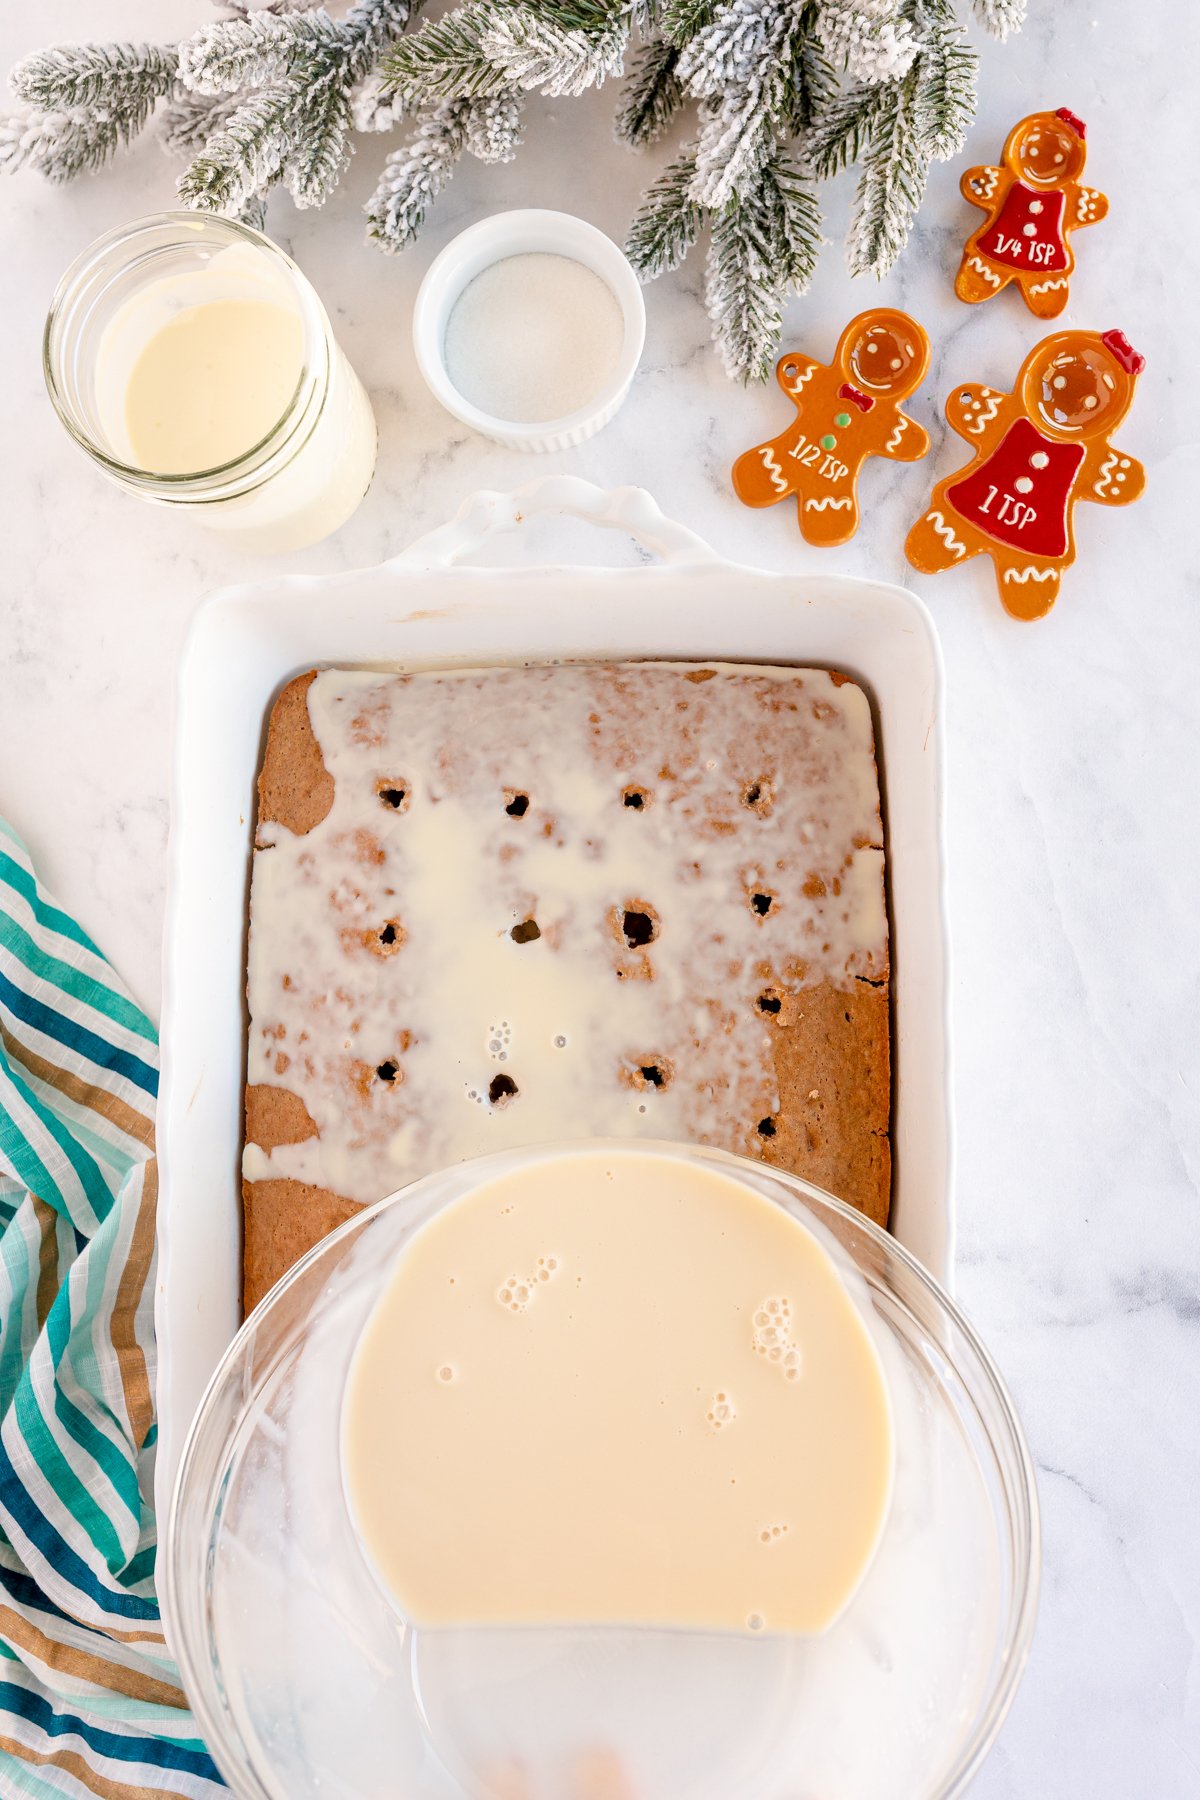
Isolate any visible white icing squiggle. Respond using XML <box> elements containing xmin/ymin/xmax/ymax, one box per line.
<box><xmin>926</xmin><ymin>511</ymin><xmax>968</xmax><ymax>559</ymax></box>
<box><xmin>782</xmin><ymin>361</ymin><xmax>817</xmax><ymax>396</ymax></box>
<box><xmin>966</xmin><ymin>255</ymin><xmax>1002</xmax><ymax>289</ymax></box>
<box><xmin>962</xmin><ymin>388</ymin><xmax>1001</xmax><ymax>437</ymax></box>
<box><xmin>759</xmin><ymin>446</ymin><xmax>789</xmax><ymax>495</ymax></box>
<box><xmin>1002</xmin><ymin>566</ymin><xmax>1057</xmax><ymax>584</ymax></box>
<box><xmin>245</xmin><ymin>665</ymin><xmax>887</xmax><ymax>1205</ymax></box>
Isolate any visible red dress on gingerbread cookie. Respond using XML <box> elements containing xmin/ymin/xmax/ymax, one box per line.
<box><xmin>956</xmin><ymin>108</ymin><xmax>1107</xmax><ymax>318</ymax></box>
<box><xmin>905</xmin><ymin>329</ymin><xmax>1146</xmax><ymax>621</ymax></box>
<box><xmin>731</xmin><ymin>309</ymin><xmax>931</xmax><ymax>547</ymax></box>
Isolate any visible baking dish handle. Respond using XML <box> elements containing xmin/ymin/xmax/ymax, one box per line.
<box><xmin>390</xmin><ymin>476</ymin><xmax>722</xmax><ymax>570</ymax></box>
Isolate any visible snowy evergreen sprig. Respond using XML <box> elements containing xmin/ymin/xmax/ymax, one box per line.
<box><xmin>614</xmin><ymin>37</ymin><xmax>683</xmax><ymax>148</ymax></box>
<box><xmin>176</xmin><ymin>0</ymin><xmax>417</xmax><ymax>215</ymax></box>
<box><xmin>481</xmin><ymin>8</ymin><xmax>630</xmax><ymax>95</ymax></box>
<box><xmin>624</xmin><ymin>147</ymin><xmax>706</xmax><ymax>272</ymax></box>
<box><xmin>3</xmin><ymin>42</ymin><xmax>177</xmax><ymax>181</ymax></box>
<box><xmin>366</xmin><ymin>97</ymin><xmax>475</xmax><ymax>249</ymax></box>
<box><xmin>815</xmin><ymin>1</ymin><xmax>920</xmax><ymax>87</ymax></box>
<box><xmin>4</xmin><ymin>0</ymin><xmax>1023</xmax><ymax>382</ymax></box>
<box><xmin>383</xmin><ymin>1</ymin><xmax>635</xmax><ymax>102</ymax></box>
<box><xmin>706</xmin><ymin>149</ymin><xmax>821</xmax><ymax>381</ymax></box>
<box><xmin>365</xmin><ymin>85</ymin><xmax>525</xmax><ymax>250</ymax></box>
<box><xmin>624</xmin><ymin>0</ymin><xmax>999</xmax><ymax>376</ymax></box>
<box><xmin>972</xmin><ymin>0</ymin><xmax>1026</xmax><ymax>40</ymax></box>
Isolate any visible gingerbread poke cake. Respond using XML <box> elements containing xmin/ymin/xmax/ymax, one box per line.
<box><xmin>242</xmin><ymin>663</ymin><xmax>890</xmax><ymax>1310</ymax></box>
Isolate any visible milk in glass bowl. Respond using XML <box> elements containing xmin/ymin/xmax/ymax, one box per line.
<box><xmin>164</xmin><ymin>1141</ymin><xmax>1039</xmax><ymax>1800</ymax></box>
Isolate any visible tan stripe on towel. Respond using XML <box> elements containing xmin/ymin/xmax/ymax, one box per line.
<box><xmin>32</xmin><ymin>1194</ymin><xmax>60</xmax><ymax>1333</ymax></box>
<box><xmin>0</xmin><ymin>1733</ymin><xmax>176</xmax><ymax>1800</ymax></box>
<box><xmin>0</xmin><ymin>1605</ymin><xmax>186</xmax><ymax>1709</ymax></box>
<box><xmin>107</xmin><ymin>1163</ymin><xmax>157</xmax><ymax>1452</ymax></box>
<box><xmin>0</xmin><ymin>1024</ymin><xmax>155</xmax><ymax>1152</ymax></box>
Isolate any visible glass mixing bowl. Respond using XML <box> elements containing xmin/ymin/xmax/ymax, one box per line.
<box><xmin>164</xmin><ymin>1142</ymin><xmax>1039</xmax><ymax>1800</ymax></box>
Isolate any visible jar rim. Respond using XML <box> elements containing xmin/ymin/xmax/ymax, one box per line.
<box><xmin>43</xmin><ymin>210</ymin><xmax>331</xmax><ymax>497</ymax></box>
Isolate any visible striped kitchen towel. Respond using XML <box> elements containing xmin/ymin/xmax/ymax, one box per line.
<box><xmin>0</xmin><ymin>818</ymin><xmax>224</xmax><ymax>1796</ymax></box>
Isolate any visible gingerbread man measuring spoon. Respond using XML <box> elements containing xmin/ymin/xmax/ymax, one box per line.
<box><xmin>731</xmin><ymin>308</ymin><xmax>931</xmax><ymax>547</ymax></box>
<box><xmin>956</xmin><ymin>107</ymin><xmax>1107</xmax><ymax>318</ymax></box>
<box><xmin>905</xmin><ymin>329</ymin><xmax>1146</xmax><ymax>621</ymax></box>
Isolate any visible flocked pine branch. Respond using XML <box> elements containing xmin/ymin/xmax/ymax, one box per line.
<box><xmin>0</xmin><ymin>107</ymin><xmax>137</xmax><ymax>181</ymax></box>
<box><xmin>176</xmin><ymin>14</ymin><xmax>341</xmax><ymax>95</ymax></box>
<box><xmin>176</xmin><ymin>0</ymin><xmax>418</xmax><ymax>214</ymax></box>
<box><xmin>614</xmin><ymin>36</ymin><xmax>683</xmax><ymax>147</ymax></box>
<box><xmin>912</xmin><ymin>0</ymin><xmax>977</xmax><ymax>160</ymax></box>
<box><xmin>685</xmin><ymin>0</ymin><xmax>800</xmax><ymax>210</ymax></box>
<box><xmin>176</xmin><ymin>86</ymin><xmax>294</xmax><ymax>212</ymax></box>
<box><xmin>705</xmin><ymin>147</ymin><xmax>821</xmax><ymax>381</ymax></box>
<box><xmin>11</xmin><ymin>43</ymin><xmax>178</xmax><ymax>114</ymax></box>
<box><xmin>382</xmin><ymin>4</ymin><xmax>511</xmax><ymax>100</ymax></box>
<box><xmin>480</xmin><ymin>8</ymin><xmax>629</xmax><ymax>95</ymax></box>
<box><xmin>365</xmin><ymin>96</ymin><xmax>474</xmax><ymax>248</ymax></box>
<box><xmin>815</xmin><ymin>0</ymin><xmax>919</xmax><ymax>85</ymax></box>
<box><xmin>5</xmin><ymin>0</ymin><xmax>1024</xmax><ymax>380</ymax></box>
<box><xmin>352</xmin><ymin>71</ymin><xmax>408</xmax><ymax>132</ymax></box>
<box><xmin>4</xmin><ymin>41</ymin><xmax>178</xmax><ymax>180</ymax></box>
<box><xmin>784</xmin><ymin>37</ymin><xmax>838</xmax><ymax>132</ymax></box>
<box><xmin>464</xmin><ymin>89</ymin><xmax>526</xmax><ymax>161</ymax></box>
<box><xmin>972</xmin><ymin>0</ymin><xmax>1027</xmax><ymax>40</ymax></box>
<box><xmin>845</xmin><ymin>64</ymin><xmax>927</xmax><ymax>276</ymax></box>
<box><xmin>625</xmin><ymin>145</ymin><xmax>706</xmax><ymax>275</ymax></box>
<box><xmin>806</xmin><ymin>76</ymin><xmax>886</xmax><ymax>177</ymax></box>
<box><xmin>159</xmin><ymin>83</ymin><xmax>244</xmax><ymax>158</ymax></box>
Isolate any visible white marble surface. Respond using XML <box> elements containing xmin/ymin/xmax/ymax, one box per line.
<box><xmin>2</xmin><ymin>2</ymin><xmax>1198</xmax><ymax>1793</ymax></box>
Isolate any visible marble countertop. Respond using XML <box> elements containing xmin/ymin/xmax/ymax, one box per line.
<box><xmin>2</xmin><ymin>1</ymin><xmax>1197</xmax><ymax>1793</ymax></box>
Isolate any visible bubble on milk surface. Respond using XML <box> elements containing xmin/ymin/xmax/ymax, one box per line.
<box><xmin>752</xmin><ymin>1297</ymin><xmax>802</xmax><ymax>1380</ymax></box>
<box><xmin>497</xmin><ymin>1255</ymin><xmax>561</xmax><ymax>1311</ymax></box>
<box><xmin>706</xmin><ymin>1391</ymin><xmax>737</xmax><ymax>1430</ymax></box>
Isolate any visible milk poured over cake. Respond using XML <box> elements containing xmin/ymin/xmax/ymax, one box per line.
<box><xmin>243</xmin><ymin>663</ymin><xmax>889</xmax><ymax>1307</ymax></box>
<box><xmin>342</xmin><ymin>1149</ymin><xmax>894</xmax><ymax>1635</ymax></box>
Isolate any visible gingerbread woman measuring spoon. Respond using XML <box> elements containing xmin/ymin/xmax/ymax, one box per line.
<box><xmin>956</xmin><ymin>107</ymin><xmax>1107</xmax><ymax>318</ymax></box>
<box><xmin>731</xmin><ymin>308</ymin><xmax>931</xmax><ymax>547</ymax></box>
<box><xmin>905</xmin><ymin>329</ymin><xmax>1146</xmax><ymax>621</ymax></box>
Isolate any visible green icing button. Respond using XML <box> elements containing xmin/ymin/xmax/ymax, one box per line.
<box><xmin>834</xmin><ymin>411</ymin><xmax>852</xmax><ymax>427</ymax></box>
<box><xmin>820</xmin><ymin>433</ymin><xmax>837</xmax><ymax>451</ymax></box>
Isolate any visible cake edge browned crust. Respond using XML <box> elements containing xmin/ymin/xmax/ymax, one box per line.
<box><xmin>242</xmin><ymin>1177</ymin><xmax>364</xmax><ymax>1314</ymax></box>
<box><xmin>245</xmin><ymin>672</ymin><xmax>362</xmax><ymax>1311</ymax></box>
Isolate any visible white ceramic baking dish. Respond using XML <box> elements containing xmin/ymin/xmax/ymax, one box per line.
<box><xmin>156</xmin><ymin>476</ymin><xmax>952</xmax><ymax>1543</ymax></box>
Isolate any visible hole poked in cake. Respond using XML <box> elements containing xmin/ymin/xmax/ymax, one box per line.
<box><xmin>757</xmin><ymin>1116</ymin><xmax>777</xmax><ymax>1139</ymax></box>
<box><xmin>617</xmin><ymin>903</ymin><xmax>660</xmax><ymax>949</ymax></box>
<box><xmin>376</xmin><ymin>779</ymin><xmax>410</xmax><ymax>812</ymax></box>
<box><xmin>510</xmin><ymin>918</ymin><xmax>541</xmax><ymax>945</ymax></box>
<box><xmin>621</xmin><ymin>1056</ymin><xmax>675</xmax><ymax>1094</ymax></box>
<box><xmin>741</xmin><ymin>777</ymin><xmax>775</xmax><ymax>817</ymax></box>
<box><xmin>750</xmin><ymin>889</ymin><xmax>776</xmax><ymax>919</ymax></box>
<box><xmin>488</xmin><ymin>1073</ymin><xmax>519</xmax><ymax>1106</ymax></box>
<box><xmin>622</xmin><ymin>785</ymin><xmax>651</xmax><ymax>811</ymax></box>
<box><xmin>373</xmin><ymin>918</ymin><xmax>405</xmax><ymax>957</ymax></box>
<box><xmin>756</xmin><ymin>990</ymin><xmax>783</xmax><ymax>1017</ymax></box>
<box><xmin>505</xmin><ymin>790</ymin><xmax>530</xmax><ymax>818</ymax></box>
<box><xmin>377</xmin><ymin>1059</ymin><xmax>400</xmax><ymax>1084</ymax></box>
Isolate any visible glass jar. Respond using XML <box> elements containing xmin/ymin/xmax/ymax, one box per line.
<box><xmin>44</xmin><ymin>211</ymin><xmax>377</xmax><ymax>555</ymax></box>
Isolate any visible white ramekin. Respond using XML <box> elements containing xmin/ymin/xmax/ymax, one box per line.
<box><xmin>411</xmin><ymin>209</ymin><xmax>646</xmax><ymax>453</ymax></box>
